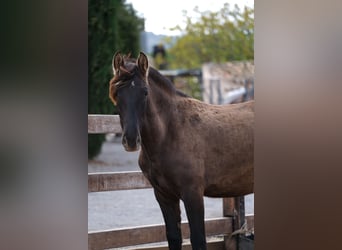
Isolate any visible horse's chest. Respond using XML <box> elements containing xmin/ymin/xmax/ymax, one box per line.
<box><xmin>139</xmin><ymin>158</ymin><xmax>177</xmax><ymax>194</ymax></box>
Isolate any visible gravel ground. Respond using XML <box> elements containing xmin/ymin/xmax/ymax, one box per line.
<box><xmin>88</xmin><ymin>139</ymin><xmax>254</xmax><ymax>231</ymax></box>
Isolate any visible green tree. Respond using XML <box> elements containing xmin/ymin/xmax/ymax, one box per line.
<box><xmin>88</xmin><ymin>0</ymin><xmax>144</xmax><ymax>159</ymax></box>
<box><xmin>167</xmin><ymin>4</ymin><xmax>254</xmax><ymax>69</ymax></box>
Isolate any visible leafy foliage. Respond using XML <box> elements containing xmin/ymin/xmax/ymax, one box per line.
<box><xmin>88</xmin><ymin>0</ymin><xmax>144</xmax><ymax>159</ymax></box>
<box><xmin>167</xmin><ymin>4</ymin><xmax>254</xmax><ymax>69</ymax></box>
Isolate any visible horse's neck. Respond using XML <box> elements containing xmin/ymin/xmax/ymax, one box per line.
<box><xmin>146</xmin><ymin>70</ymin><xmax>176</xmax><ymax>118</ymax></box>
<box><xmin>140</xmin><ymin>77</ymin><xmax>176</xmax><ymax>153</ymax></box>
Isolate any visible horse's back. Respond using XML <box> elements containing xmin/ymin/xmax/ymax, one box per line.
<box><xmin>178</xmin><ymin>99</ymin><xmax>254</xmax><ymax>142</ymax></box>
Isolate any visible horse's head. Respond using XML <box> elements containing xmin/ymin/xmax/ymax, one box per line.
<box><xmin>109</xmin><ymin>52</ymin><xmax>149</xmax><ymax>152</ymax></box>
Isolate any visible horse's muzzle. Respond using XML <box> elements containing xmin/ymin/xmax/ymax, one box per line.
<box><xmin>122</xmin><ymin>133</ymin><xmax>141</xmax><ymax>152</ymax></box>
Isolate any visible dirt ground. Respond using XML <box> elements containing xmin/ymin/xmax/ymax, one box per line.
<box><xmin>88</xmin><ymin>139</ymin><xmax>254</xmax><ymax>231</ymax></box>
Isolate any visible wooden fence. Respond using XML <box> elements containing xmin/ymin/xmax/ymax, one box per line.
<box><xmin>88</xmin><ymin>115</ymin><xmax>254</xmax><ymax>250</ymax></box>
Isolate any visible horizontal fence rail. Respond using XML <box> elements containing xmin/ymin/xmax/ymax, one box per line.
<box><xmin>88</xmin><ymin>114</ymin><xmax>254</xmax><ymax>250</ymax></box>
<box><xmin>88</xmin><ymin>114</ymin><xmax>121</xmax><ymax>134</ymax></box>
<box><xmin>89</xmin><ymin>218</ymin><xmax>232</xmax><ymax>250</ymax></box>
<box><xmin>88</xmin><ymin>171</ymin><xmax>152</xmax><ymax>192</ymax></box>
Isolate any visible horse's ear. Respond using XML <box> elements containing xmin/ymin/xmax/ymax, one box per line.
<box><xmin>112</xmin><ymin>51</ymin><xmax>124</xmax><ymax>75</ymax></box>
<box><xmin>137</xmin><ymin>52</ymin><xmax>149</xmax><ymax>77</ymax></box>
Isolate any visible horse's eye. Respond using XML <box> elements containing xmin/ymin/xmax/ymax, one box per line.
<box><xmin>143</xmin><ymin>88</ymin><xmax>148</xmax><ymax>96</ymax></box>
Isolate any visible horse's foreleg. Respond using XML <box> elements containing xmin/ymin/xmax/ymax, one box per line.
<box><xmin>182</xmin><ymin>190</ymin><xmax>207</xmax><ymax>250</ymax></box>
<box><xmin>154</xmin><ymin>189</ymin><xmax>182</xmax><ymax>250</ymax></box>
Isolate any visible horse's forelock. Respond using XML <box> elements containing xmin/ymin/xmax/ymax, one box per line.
<box><xmin>119</xmin><ymin>65</ymin><xmax>131</xmax><ymax>75</ymax></box>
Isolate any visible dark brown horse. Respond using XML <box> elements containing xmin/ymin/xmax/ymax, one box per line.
<box><xmin>109</xmin><ymin>52</ymin><xmax>254</xmax><ymax>250</ymax></box>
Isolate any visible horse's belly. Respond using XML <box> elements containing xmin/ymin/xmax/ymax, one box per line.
<box><xmin>204</xmin><ymin>184</ymin><xmax>253</xmax><ymax>197</ymax></box>
<box><xmin>204</xmin><ymin>166</ymin><xmax>253</xmax><ymax>197</ymax></box>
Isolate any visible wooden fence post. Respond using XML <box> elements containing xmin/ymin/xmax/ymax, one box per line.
<box><xmin>223</xmin><ymin>196</ymin><xmax>245</xmax><ymax>250</ymax></box>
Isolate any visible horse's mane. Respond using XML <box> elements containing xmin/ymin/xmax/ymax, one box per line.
<box><xmin>147</xmin><ymin>67</ymin><xmax>189</xmax><ymax>98</ymax></box>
